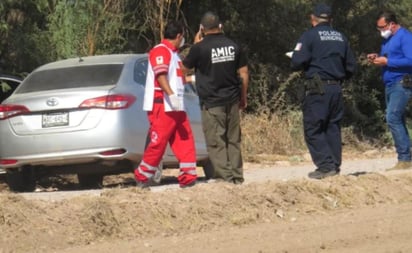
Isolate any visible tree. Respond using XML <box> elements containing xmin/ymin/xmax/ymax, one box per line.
<box><xmin>0</xmin><ymin>0</ymin><xmax>51</xmax><ymax>74</ymax></box>
<box><xmin>48</xmin><ymin>0</ymin><xmax>126</xmax><ymax>58</ymax></box>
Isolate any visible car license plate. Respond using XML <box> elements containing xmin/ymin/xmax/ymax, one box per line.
<box><xmin>42</xmin><ymin>112</ymin><xmax>69</xmax><ymax>128</ymax></box>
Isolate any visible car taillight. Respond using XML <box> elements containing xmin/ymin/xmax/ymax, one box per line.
<box><xmin>0</xmin><ymin>104</ymin><xmax>30</xmax><ymax>120</ymax></box>
<box><xmin>79</xmin><ymin>94</ymin><xmax>136</xmax><ymax>109</ymax></box>
<box><xmin>0</xmin><ymin>159</ymin><xmax>18</xmax><ymax>165</ymax></box>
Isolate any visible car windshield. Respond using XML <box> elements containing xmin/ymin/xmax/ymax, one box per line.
<box><xmin>15</xmin><ymin>64</ymin><xmax>123</xmax><ymax>94</ymax></box>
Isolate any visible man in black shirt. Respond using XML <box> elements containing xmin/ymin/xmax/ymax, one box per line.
<box><xmin>290</xmin><ymin>3</ymin><xmax>356</xmax><ymax>179</ymax></box>
<box><xmin>183</xmin><ymin>11</ymin><xmax>249</xmax><ymax>184</ymax></box>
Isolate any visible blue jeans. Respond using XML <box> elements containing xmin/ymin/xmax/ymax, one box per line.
<box><xmin>385</xmin><ymin>83</ymin><xmax>412</xmax><ymax>161</ymax></box>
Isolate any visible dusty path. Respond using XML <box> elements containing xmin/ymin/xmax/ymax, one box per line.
<box><xmin>59</xmin><ymin>203</ymin><xmax>412</xmax><ymax>253</ymax></box>
<box><xmin>16</xmin><ymin>154</ymin><xmax>397</xmax><ymax>200</ymax></box>
<box><xmin>2</xmin><ymin>153</ymin><xmax>412</xmax><ymax>253</ymax></box>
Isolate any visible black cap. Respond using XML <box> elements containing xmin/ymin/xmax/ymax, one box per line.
<box><xmin>313</xmin><ymin>3</ymin><xmax>332</xmax><ymax>18</ymax></box>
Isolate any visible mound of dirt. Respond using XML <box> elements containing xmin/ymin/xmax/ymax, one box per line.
<box><xmin>1</xmin><ymin>171</ymin><xmax>412</xmax><ymax>252</ymax></box>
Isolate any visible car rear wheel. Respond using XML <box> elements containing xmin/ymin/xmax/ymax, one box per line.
<box><xmin>77</xmin><ymin>173</ymin><xmax>104</xmax><ymax>189</ymax></box>
<box><xmin>201</xmin><ymin>159</ymin><xmax>214</xmax><ymax>180</ymax></box>
<box><xmin>6</xmin><ymin>167</ymin><xmax>36</xmax><ymax>192</ymax></box>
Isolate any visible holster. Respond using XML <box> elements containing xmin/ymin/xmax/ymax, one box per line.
<box><xmin>401</xmin><ymin>74</ymin><xmax>412</xmax><ymax>88</ymax></box>
<box><xmin>304</xmin><ymin>75</ymin><xmax>325</xmax><ymax>96</ymax></box>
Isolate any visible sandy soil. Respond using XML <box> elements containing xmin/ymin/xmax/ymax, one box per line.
<box><xmin>1</xmin><ymin>150</ymin><xmax>412</xmax><ymax>253</ymax></box>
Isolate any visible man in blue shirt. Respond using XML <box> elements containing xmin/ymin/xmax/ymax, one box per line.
<box><xmin>368</xmin><ymin>11</ymin><xmax>412</xmax><ymax>170</ymax></box>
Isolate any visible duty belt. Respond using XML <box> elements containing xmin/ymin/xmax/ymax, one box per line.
<box><xmin>322</xmin><ymin>79</ymin><xmax>342</xmax><ymax>85</ymax></box>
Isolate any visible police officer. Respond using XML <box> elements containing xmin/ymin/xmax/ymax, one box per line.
<box><xmin>290</xmin><ymin>3</ymin><xmax>356</xmax><ymax>179</ymax></box>
<box><xmin>183</xmin><ymin>11</ymin><xmax>249</xmax><ymax>184</ymax></box>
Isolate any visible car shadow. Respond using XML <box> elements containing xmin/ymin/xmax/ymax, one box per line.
<box><xmin>0</xmin><ymin>172</ymin><xmax>207</xmax><ymax>193</ymax></box>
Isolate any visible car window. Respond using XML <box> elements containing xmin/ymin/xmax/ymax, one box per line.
<box><xmin>0</xmin><ymin>75</ymin><xmax>22</xmax><ymax>103</ymax></box>
<box><xmin>134</xmin><ymin>59</ymin><xmax>148</xmax><ymax>86</ymax></box>
<box><xmin>15</xmin><ymin>64</ymin><xmax>123</xmax><ymax>94</ymax></box>
<box><xmin>133</xmin><ymin>59</ymin><xmax>197</xmax><ymax>95</ymax></box>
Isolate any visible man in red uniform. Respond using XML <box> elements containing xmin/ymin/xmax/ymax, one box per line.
<box><xmin>134</xmin><ymin>21</ymin><xmax>197</xmax><ymax>188</ymax></box>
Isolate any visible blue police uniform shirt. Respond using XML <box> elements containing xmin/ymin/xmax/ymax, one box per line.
<box><xmin>291</xmin><ymin>23</ymin><xmax>356</xmax><ymax>80</ymax></box>
<box><xmin>380</xmin><ymin>27</ymin><xmax>412</xmax><ymax>86</ymax></box>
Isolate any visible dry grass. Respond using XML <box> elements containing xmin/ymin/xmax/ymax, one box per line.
<box><xmin>3</xmin><ymin>173</ymin><xmax>412</xmax><ymax>252</ymax></box>
<box><xmin>241</xmin><ymin>110</ymin><xmax>382</xmax><ymax>162</ymax></box>
<box><xmin>241</xmin><ymin>111</ymin><xmax>306</xmax><ymax>159</ymax></box>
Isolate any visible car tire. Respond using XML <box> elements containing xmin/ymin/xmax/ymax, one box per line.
<box><xmin>6</xmin><ymin>167</ymin><xmax>36</xmax><ymax>192</ymax></box>
<box><xmin>201</xmin><ymin>159</ymin><xmax>215</xmax><ymax>180</ymax></box>
<box><xmin>77</xmin><ymin>173</ymin><xmax>104</xmax><ymax>189</ymax></box>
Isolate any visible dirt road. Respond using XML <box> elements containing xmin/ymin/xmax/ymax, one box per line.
<box><xmin>1</xmin><ymin>152</ymin><xmax>412</xmax><ymax>253</ymax></box>
<box><xmin>59</xmin><ymin>203</ymin><xmax>412</xmax><ymax>253</ymax></box>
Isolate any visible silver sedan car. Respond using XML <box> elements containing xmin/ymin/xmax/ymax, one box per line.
<box><xmin>0</xmin><ymin>54</ymin><xmax>212</xmax><ymax>191</ymax></box>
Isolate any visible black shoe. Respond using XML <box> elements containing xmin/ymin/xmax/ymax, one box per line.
<box><xmin>233</xmin><ymin>179</ymin><xmax>244</xmax><ymax>185</ymax></box>
<box><xmin>308</xmin><ymin>169</ymin><xmax>338</xmax><ymax>179</ymax></box>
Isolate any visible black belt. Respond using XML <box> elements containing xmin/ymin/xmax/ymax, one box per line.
<box><xmin>153</xmin><ymin>98</ymin><xmax>163</xmax><ymax>104</ymax></box>
<box><xmin>322</xmin><ymin>79</ymin><xmax>342</xmax><ymax>85</ymax></box>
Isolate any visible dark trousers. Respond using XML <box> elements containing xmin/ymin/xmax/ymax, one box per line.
<box><xmin>302</xmin><ymin>84</ymin><xmax>343</xmax><ymax>171</ymax></box>
<box><xmin>201</xmin><ymin>102</ymin><xmax>243</xmax><ymax>183</ymax></box>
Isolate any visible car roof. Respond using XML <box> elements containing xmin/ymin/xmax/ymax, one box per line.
<box><xmin>34</xmin><ymin>54</ymin><xmax>148</xmax><ymax>71</ymax></box>
<box><xmin>0</xmin><ymin>74</ymin><xmax>23</xmax><ymax>83</ymax></box>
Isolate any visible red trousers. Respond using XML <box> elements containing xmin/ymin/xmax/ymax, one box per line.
<box><xmin>134</xmin><ymin>102</ymin><xmax>197</xmax><ymax>186</ymax></box>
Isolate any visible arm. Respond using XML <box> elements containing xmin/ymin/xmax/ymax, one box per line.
<box><xmin>238</xmin><ymin>65</ymin><xmax>249</xmax><ymax>110</ymax></box>
<box><xmin>345</xmin><ymin>43</ymin><xmax>357</xmax><ymax>79</ymax></box>
<box><xmin>182</xmin><ymin>45</ymin><xmax>199</xmax><ymax>84</ymax></box>
<box><xmin>291</xmin><ymin>33</ymin><xmax>312</xmax><ymax>71</ymax></box>
<box><xmin>387</xmin><ymin>33</ymin><xmax>412</xmax><ymax>68</ymax></box>
<box><xmin>194</xmin><ymin>29</ymin><xmax>203</xmax><ymax>44</ymax></box>
<box><xmin>149</xmin><ymin>46</ymin><xmax>174</xmax><ymax>95</ymax></box>
<box><xmin>157</xmin><ymin>74</ymin><xmax>174</xmax><ymax>95</ymax></box>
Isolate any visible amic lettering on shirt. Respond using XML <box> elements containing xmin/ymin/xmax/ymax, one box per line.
<box><xmin>318</xmin><ymin>30</ymin><xmax>344</xmax><ymax>42</ymax></box>
<box><xmin>211</xmin><ymin>46</ymin><xmax>235</xmax><ymax>63</ymax></box>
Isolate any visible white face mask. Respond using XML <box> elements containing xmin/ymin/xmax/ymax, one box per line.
<box><xmin>179</xmin><ymin>37</ymin><xmax>185</xmax><ymax>48</ymax></box>
<box><xmin>380</xmin><ymin>26</ymin><xmax>392</xmax><ymax>39</ymax></box>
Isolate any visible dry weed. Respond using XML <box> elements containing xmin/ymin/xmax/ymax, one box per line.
<box><xmin>241</xmin><ymin>110</ymin><xmax>388</xmax><ymax>162</ymax></box>
<box><xmin>3</xmin><ymin>173</ymin><xmax>412</xmax><ymax>251</ymax></box>
<box><xmin>241</xmin><ymin>111</ymin><xmax>306</xmax><ymax>159</ymax></box>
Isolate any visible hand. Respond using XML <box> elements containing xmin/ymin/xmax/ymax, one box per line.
<box><xmin>367</xmin><ymin>53</ymin><xmax>378</xmax><ymax>63</ymax></box>
<box><xmin>285</xmin><ymin>51</ymin><xmax>294</xmax><ymax>58</ymax></box>
<box><xmin>240</xmin><ymin>96</ymin><xmax>247</xmax><ymax>110</ymax></box>
<box><xmin>194</xmin><ymin>30</ymin><xmax>203</xmax><ymax>44</ymax></box>
<box><xmin>372</xmin><ymin>56</ymin><xmax>388</xmax><ymax>66</ymax></box>
<box><xmin>184</xmin><ymin>75</ymin><xmax>196</xmax><ymax>84</ymax></box>
<box><xmin>168</xmin><ymin>94</ymin><xmax>181</xmax><ymax>111</ymax></box>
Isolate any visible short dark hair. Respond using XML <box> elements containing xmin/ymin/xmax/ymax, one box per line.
<box><xmin>164</xmin><ymin>20</ymin><xmax>184</xmax><ymax>39</ymax></box>
<box><xmin>377</xmin><ymin>11</ymin><xmax>398</xmax><ymax>24</ymax></box>
<box><xmin>201</xmin><ymin>11</ymin><xmax>220</xmax><ymax>30</ymax></box>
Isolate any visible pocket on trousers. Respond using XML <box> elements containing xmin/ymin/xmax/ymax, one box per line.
<box><xmin>202</xmin><ymin>109</ymin><xmax>220</xmax><ymax>147</ymax></box>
